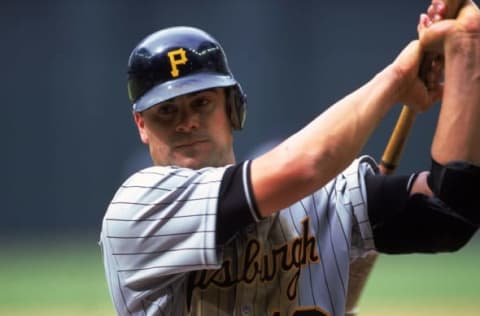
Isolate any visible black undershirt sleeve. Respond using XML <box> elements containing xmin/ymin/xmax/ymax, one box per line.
<box><xmin>366</xmin><ymin>173</ymin><xmax>477</xmax><ymax>254</ymax></box>
<box><xmin>216</xmin><ymin>161</ymin><xmax>257</xmax><ymax>246</ymax></box>
<box><xmin>365</xmin><ymin>173</ymin><xmax>411</xmax><ymax>228</ymax></box>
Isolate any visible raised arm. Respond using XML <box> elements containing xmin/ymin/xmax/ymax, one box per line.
<box><xmin>251</xmin><ymin>41</ymin><xmax>442</xmax><ymax>217</ymax></box>
<box><xmin>409</xmin><ymin>0</ymin><xmax>480</xmax><ymax>199</ymax></box>
<box><xmin>428</xmin><ymin>0</ymin><xmax>480</xmax><ymax>165</ymax></box>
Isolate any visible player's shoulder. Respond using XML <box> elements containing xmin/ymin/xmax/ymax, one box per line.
<box><xmin>121</xmin><ymin>164</ymin><xmax>231</xmax><ymax>189</ymax></box>
<box><xmin>106</xmin><ymin>164</ymin><xmax>232</xmax><ymax>215</ymax></box>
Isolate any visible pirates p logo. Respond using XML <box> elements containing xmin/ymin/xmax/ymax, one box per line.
<box><xmin>167</xmin><ymin>48</ymin><xmax>188</xmax><ymax>78</ymax></box>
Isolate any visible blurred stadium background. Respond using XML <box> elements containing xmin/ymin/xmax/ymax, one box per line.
<box><xmin>1</xmin><ymin>0</ymin><xmax>478</xmax><ymax>315</ymax></box>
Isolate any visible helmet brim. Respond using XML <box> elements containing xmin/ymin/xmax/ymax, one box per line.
<box><xmin>132</xmin><ymin>73</ymin><xmax>237</xmax><ymax>112</ymax></box>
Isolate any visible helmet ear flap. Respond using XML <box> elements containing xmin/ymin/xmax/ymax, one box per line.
<box><xmin>226</xmin><ymin>86</ymin><xmax>247</xmax><ymax>130</ymax></box>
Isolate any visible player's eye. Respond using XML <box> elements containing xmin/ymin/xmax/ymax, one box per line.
<box><xmin>155</xmin><ymin>103</ymin><xmax>178</xmax><ymax>121</ymax></box>
<box><xmin>191</xmin><ymin>96</ymin><xmax>214</xmax><ymax>113</ymax></box>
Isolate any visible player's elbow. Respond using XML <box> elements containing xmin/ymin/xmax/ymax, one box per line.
<box><xmin>373</xmin><ymin>194</ymin><xmax>478</xmax><ymax>254</ymax></box>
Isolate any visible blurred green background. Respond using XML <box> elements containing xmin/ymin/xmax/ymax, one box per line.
<box><xmin>1</xmin><ymin>234</ymin><xmax>478</xmax><ymax>316</ymax></box>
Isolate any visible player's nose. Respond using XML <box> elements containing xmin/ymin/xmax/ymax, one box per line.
<box><xmin>175</xmin><ymin>108</ymin><xmax>200</xmax><ymax>133</ymax></box>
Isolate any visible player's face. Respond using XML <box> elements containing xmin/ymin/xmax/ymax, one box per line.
<box><xmin>134</xmin><ymin>88</ymin><xmax>235</xmax><ymax>169</ymax></box>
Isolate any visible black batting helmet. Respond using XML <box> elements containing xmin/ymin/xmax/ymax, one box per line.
<box><xmin>127</xmin><ymin>26</ymin><xmax>247</xmax><ymax>130</ymax></box>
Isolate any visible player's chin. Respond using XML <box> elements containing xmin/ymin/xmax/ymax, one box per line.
<box><xmin>171</xmin><ymin>152</ymin><xmax>212</xmax><ymax>170</ymax></box>
<box><xmin>171</xmin><ymin>143</ymin><xmax>232</xmax><ymax>169</ymax></box>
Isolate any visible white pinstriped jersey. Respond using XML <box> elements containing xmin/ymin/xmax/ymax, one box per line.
<box><xmin>100</xmin><ymin>156</ymin><xmax>377</xmax><ymax>316</ymax></box>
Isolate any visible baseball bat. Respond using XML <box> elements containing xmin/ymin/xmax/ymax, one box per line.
<box><xmin>345</xmin><ymin>1</ymin><xmax>465</xmax><ymax>314</ymax></box>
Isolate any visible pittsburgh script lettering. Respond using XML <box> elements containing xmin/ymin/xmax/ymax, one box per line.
<box><xmin>192</xmin><ymin>218</ymin><xmax>319</xmax><ymax>300</ymax></box>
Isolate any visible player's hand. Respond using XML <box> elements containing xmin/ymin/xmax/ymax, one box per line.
<box><xmin>418</xmin><ymin>0</ymin><xmax>448</xmax><ymax>53</ymax></box>
<box><xmin>390</xmin><ymin>0</ymin><xmax>460</xmax><ymax>112</ymax></box>
<box><xmin>416</xmin><ymin>0</ymin><xmax>448</xmax><ymax>98</ymax></box>
<box><xmin>390</xmin><ymin>40</ymin><xmax>442</xmax><ymax>113</ymax></box>
<box><xmin>419</xmin><ymin>0</ymin><xmax>480</xmax><ymax>53</ymax></box>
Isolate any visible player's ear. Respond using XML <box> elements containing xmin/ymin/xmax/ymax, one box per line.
<box><xmin>133</xmin><ymin>112</ymin><xmax>149</xmax><ymax>144</ymax></box>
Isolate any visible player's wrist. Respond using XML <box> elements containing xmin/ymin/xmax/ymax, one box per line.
<box><xmin>378</xmin><ymin>63</ymin><xmax>410</xmax><ymax>107</ymax></box>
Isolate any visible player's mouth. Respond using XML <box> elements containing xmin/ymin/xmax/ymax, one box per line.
<box><xmin>174</xmin><ymin>139</ymin><xmax>210</xmax><ymax>149</ymax></box>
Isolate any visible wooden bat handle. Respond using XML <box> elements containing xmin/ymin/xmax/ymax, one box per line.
<box><xmin>379</xmin><ymin>107</ymin><xmax>416</xmax><ymax>174</ymax></box>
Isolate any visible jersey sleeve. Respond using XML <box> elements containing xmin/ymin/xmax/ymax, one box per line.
<box><xmin>99</xmin><ymin>161</ymin><xmax>260</xmax><ymax>315</ymax></box>
<box><xmin>339</xmin><ymin>155</ymin><xmax>378</xmax><ymax>259</ymax></box>
<box><xmin>100</xmin><ymin>165</ymin><xmax>229</xmax><ymax>314</ymax></box>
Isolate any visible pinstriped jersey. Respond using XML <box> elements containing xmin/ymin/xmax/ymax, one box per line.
<box><xmin>100</xmin><ymin>156</ymin><xmax>377</xmax><ymax>316</ymax></box>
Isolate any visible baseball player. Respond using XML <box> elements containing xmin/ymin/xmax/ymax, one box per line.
<box><xmin>99</xmin><ymin>1</ymin><xmax>480</xmax><ymax>315</ymax></box>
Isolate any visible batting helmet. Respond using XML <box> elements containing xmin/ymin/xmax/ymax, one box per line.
<box><xmin>127</xmin><ymin>26</ymin><xmax>247</xmax><ymax>130</ymax></box>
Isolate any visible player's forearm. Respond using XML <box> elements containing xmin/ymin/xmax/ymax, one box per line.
<box><xmin>252</xmin><ymin>65</ymin><xmax>402</xmax><ymax>217</ymax></box>
<box><xmin>290</xmin><ymin>66</ymin><xmax>401</xmax><ymax>178</ymax></box>
<box><xmin>431</xmin><ymin>34</ymin><xmax>480</xmax><ymax>165</ymax></box>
